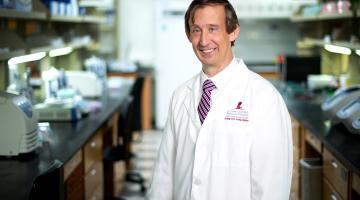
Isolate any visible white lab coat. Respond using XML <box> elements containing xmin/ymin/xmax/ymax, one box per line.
<box><xmin>148</xmin><ymin>58</ymin><xmax>293</xmax><ymax>200</ymax></box>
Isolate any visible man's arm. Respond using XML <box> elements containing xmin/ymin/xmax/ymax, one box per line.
<box><xmin>250</xmin><ymin>92</ymin><xmax>293</xmax><ymax>200</ymax></box>
<box><xmin>146</xmin><ymin>96</ymin><xmax>176</xmax><ymax>200</ymax></box>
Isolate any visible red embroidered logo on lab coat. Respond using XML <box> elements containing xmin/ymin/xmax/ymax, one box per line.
<box><xmin>224</xmin><ymin>101</ymin><xmax>249</xmax><ymax>122</ymax></box>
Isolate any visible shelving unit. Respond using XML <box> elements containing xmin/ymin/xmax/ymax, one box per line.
<box><xmin>0</xmin><ymin>49</ymin><xmax>26</xmax><ymax>61</ymax></box>
<box><xmin>0</xmin><ymin>6</ymin><xmax>107</xmax><ymax>62</ymax></box>
<box><xmin>51</xmin><ymin>15</ymin><xmax>106</xmax><ymax>24</ymax></box>
<box><xmin>291</xmin><ymin>12</ymin><xmax>354</xmax><ymax>22</ymax></box>
<box><xmin>300</xmin><ymin>37</ymin><xmax>360</xmax><ymax>50</ymax></box>
<box><xmin>0</xmin><ymin>8</ymin><xmax>47</xmax><ymax>20</ymax></box>
<box><xmin>0</xmin><ymin>37</ymin><xmax>96</xmax><ymax>61</ymax></box>
<box><xmin>0</xmin><ymin>0</ymin><xmax>117</xmax><ymax>91</ymax></box>
<box><xmin>0</xmin><ymin>9</ymin><xmax>106</xmax><ymax>24</ymax></box>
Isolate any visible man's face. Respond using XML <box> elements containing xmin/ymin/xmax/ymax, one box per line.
<box><xmin>188</xmin><ymin>5</ymin><xmax>238</xmax><ymax>70</ymax></box>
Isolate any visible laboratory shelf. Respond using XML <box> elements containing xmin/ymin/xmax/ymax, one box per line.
<box><xmin>82</xmin><ymin>15</ymin><xmax>106</xmax><ymax>23</ymax></box>
<box><xmin>300</xmin><ymin>38</ymin><xmax>360</xmax><ymax>50</ymax></box>
<box><xmin>29</xmin><ymin>40</ymin><xmax>94</xmax><ymax>54</ymax></box>
<box><xmin>0</xmin><ymin>8</ymin><xmax>47</xmax><ymax>20</ymax></box>
<box><xmin>0</xmin><ymin>49</ymin><xmax>26</xmax><ymax>61</ymax></box>
<box><xmin>50</xmin><ymin>15</ymin><xmax>106</xmax><ymax>24</ymax></box>
<box><xmin>50</xmin><ymin>15</ymin><xmax>83</xmax><ymax>23</ymax></box>
<box><xmin>0</xmin><ymin>40</ymin><xmax>94</xmax><ymax>61</ymax></box>
<box><xmin>30</xmin><ymin>45</ymin><xmax>55</xmax><ymax>54</ymax></box>
<box><xmin>291</xmin><ymin>12</ymin><xmax>355</xmax><ymax>22</ymax></box>
<box><xmin>0</xmin><ymin>8</ymin><xmax>105</xmax><ymax>24</ymax></box>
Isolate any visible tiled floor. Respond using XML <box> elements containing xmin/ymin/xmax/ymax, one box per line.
<box><xmin>117</xmin><ymin>130</ymin><xmax>163</xmax><ymax>200</ymax></box>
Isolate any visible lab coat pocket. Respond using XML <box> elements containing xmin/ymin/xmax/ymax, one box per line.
<box><xmin>213</xmin><ymin>121</ymin><xmax>252</xmax><ymax>167</ymax></box>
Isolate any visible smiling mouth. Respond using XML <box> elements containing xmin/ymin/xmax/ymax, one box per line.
<box><xmin>200</xmin><ymin>48</ymin><xmax>216</xmax><ymax>54</ymax></box>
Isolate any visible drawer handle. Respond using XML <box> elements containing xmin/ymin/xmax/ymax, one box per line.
<box><xmin>92</xmin><ymin>196</ymin><xmax>97</xmax><ymax>200</ymax></box>
<box><xmin>91</xmin><ymin>169</ymin><xmax>97</xmax><ymax>176</ymax></box>
<box><xmin>330</xmin><ymin>193</ymin><xmax>337</xmax><ymax>200</ymax></box>
<box><xmin>91</xmin><ymin>141</ymin><xmax>97</xmax><ymax>148</ymax></box>
<box><xmin>331</xmin><ymin>160</ymin><xmax>338</xmax><ymax>169</ymax></box>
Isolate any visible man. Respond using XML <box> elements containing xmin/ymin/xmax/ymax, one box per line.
<box><xmin>148</xmin><ymin>0</ymin><xmax>293</xmax><ymax>199</ymax></box>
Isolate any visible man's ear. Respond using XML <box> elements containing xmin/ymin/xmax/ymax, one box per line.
<box><xmin>229</xmin><ymin>25</ymin><xmax>240</xmax><ymax>43</ymax></box>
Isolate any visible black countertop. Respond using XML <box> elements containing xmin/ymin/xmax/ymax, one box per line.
<box><xmin>0</xmin><ymin>80</ymin><xmax>132</xmax><ymax>200</ymax></box>
<box><xmin>272</xmin><ymin>80</ymin><xmax>360</xmax><ymax>175</ymax></box>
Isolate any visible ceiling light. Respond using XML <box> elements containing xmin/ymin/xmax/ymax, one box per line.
<box><xmin>8</xmin><ymin>52</ymin><xmax>46</xmax><ymax>65</ymax></box>
<box><xmin>324</xmin><ymin>44</ymin><xmax>351</xmax><ymax>55</ymax></box>
<box><xmin>49</xmin><ymin>47</ymin><xmax>73</xmax><ymax>57</ymax></box>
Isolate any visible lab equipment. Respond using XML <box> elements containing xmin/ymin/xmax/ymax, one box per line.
<box><xmin>336</xmin><ymin>97</ymin><xmax>360</xmax><ymax>134</ymax></box>
<box><xmin>42</xmin><ymin>67</ymin><xmax>61</xmax><ymax>100</ymax></box>
<box><xmin>7</xmin><ymin>67</ymin><xmax>35</xmax><ymax>104</ymax></box>
<box><xmin>322</xmin><ymin>85</ymin><xmax>360</xmax><ymax>125</ymax></box>
<box><xmin>0</xmin><ymin>92</ymin><xmax>39</xmax><ymax>156</ymax></box>
<box><xmin>33</xmin><ymin>101</ymin><xmax>82</xmax><ymax>122</ymax></box>
<box><xmin>282</xmin><ymin>55</ymin><xmax>321</xmax><ymax>83</ymax></box>
<box><xmin>66</xmin><ymin>71</ymin><xmax>103</xmax><ymax>98</ymax></box>
<box><xmin>307</xmin><ymin>74</ymin><xmax>336</xmax><ymax>91</ymax></box>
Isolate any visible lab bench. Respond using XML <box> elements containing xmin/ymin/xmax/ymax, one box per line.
<box><xmin>271</xmin><ymin>80</ymin><xmax>360</xmax><ymax>200</ymax></box>
<box><xmin>0</xmin><ymin>80</ymin><xmax>133</xmax><ymax>200</ymax></box>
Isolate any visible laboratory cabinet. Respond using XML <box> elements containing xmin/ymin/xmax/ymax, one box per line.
<box><xmin>84</xmin><ymin>130</ymin><xmax>104</xmax><ymax>200</ymax></box>
<box><xmin>269</xmin><ymin>79</ymin><xmax>360</xmax><ymax>200</ymax></box>
<box><xmin>291</xmin><ymin>119</ymin><xmax>359</xmax><ymax>200</ymax></box>
<box><xmin>64</xmin><ymin>150</ymin><xmax>84</xmax><ymax>200</ymax></box>
<box><xmin>0</xmin><ymin>80</ymin><xmax>133</xmax><ymax>199</ymax></box>
<box><xmin>323</xmin><ymin>148</ymin><xmax>350</xmax><ymax>200</ymax></box>
<box><xmin>323</xmin><ymin>178</ymin><xmax>345</xmax><ymax>200</ymax></box>
<box><xmin>353</xmin><ymin>172</ymin><xmax>360</xmax><ymax>199</ymax></box>
<box><xmin>305</xmin><ymin>129</ymin><xmax>322</xmax><ymax>155</ymax></box>
<box><xmin>290</xmin><ymin>115</ymin><xmax>301</xmax><ymax>200</ymax></box>
<box><xmin>56</xmin><ymin>114</ymin><xmax>115</xmax><ymax>200</ymax></box>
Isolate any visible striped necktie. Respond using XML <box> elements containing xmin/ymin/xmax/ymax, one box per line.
<box><xmin>198</xmin><ymin>79</ymin><xmax>216</xmax><ymax>125</ymax></box>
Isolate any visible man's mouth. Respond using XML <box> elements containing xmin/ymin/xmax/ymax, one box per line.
<box><xmin>200</xmin><ymin>48</ymin><xmax>216</xmax><ymax>54</ymax></box>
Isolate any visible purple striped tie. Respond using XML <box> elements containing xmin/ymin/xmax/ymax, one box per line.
<box><xmin>198</xmin><ymin>79</ymin><xmax>216</xmax><ymax>125</ymax></box>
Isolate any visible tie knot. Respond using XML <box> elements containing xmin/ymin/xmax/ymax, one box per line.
<box><xmin>202</xmin><ymin>79</ymin><xmax>216</xmax><ymax>92</ymax></box>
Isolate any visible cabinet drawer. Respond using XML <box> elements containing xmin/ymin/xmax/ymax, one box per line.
<box><xmin>291</xmin><ymin>117</ymin><xmax>301</xmax><ymax>148</ymax></box>
<box><xmin>85</xmin><ymin>162</ymin><xmax>103</xmax><ymax>200</ymax></box>
<box><xmin>305</xmin><ymin>130</ymin><xmax>322</xmax><ymax>154</ymax></box>
<box><xmin>84</xmin><ymin>131</ymin><xmax>103</xmax><ymax>173</ymax></box>
<box><xmin>353</xmin><ymin>172</ymin><xmax>360</xmax><ymax>195</ymax></box>
<box><xmin>64</xmin><ymin>149</ymin><xmax>83</xmax><ymax>181</ymax></box>
<box><xmin>323</xmin><ymin>179</ymin><xmax>344</xmax><ymax>200</ymax></box>
<box><xmin>87</xmin><ymin>183</ymin><xmax>104</xmax><ymax>200</ymax></box>
<box><xmin>64</xmin><ymin>161</ymin><xmax>84</xmax><ymax>200</ymax></box>
<box><xmin>323</xmin><ymin>148</ymin><xmax>349</xmax><ymax>200</ymax></box>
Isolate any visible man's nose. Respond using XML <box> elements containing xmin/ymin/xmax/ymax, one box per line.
<box><xmin>200</xmin><ymin>31</ymin><xmax>209</xmax><ymax>46</ymax></box>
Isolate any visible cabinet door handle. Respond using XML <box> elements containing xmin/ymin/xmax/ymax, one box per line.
<box><xmin>91</xmin><ymin>169</ymin><xmax>97</xmax><ymax>176</ymax></box>
<box><xmin>331</xmin><ymin>159</ymin><xmax>338</xmax><ymax>169</ymax></box>
<box><xmin>330</xmin><ymin>193</ymin><xmax>337</xmax><ymax>200</ymax></box>
<box><xmin>91</xmin><ymin>141</ymin><xmax>97</xmax><ymax>148</ymax></box>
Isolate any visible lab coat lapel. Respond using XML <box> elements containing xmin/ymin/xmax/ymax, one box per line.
<box><xmin>183</xmin><ymin>75</ymin><xmax>201</xmax><ymax>130</ymax></box>
<box><xmin>201</xmin><ymin>59</ymin><xmax>251</xmax><ymax>127</ymax></box>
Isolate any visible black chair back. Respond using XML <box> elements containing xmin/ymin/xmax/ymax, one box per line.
<box><xmin>119</xmin><ymin>96</ymin><xmax>136</xmax><ymax>158</ymax></box>
<box><xmin>130</xmin><ymin>76</ymin><xmax>145</xmax><ymax>132</ymax></box>
<box><xmin>29</xmin><ymin>160</ymin><xmax>64</xmax><ymax>200</ymax></box>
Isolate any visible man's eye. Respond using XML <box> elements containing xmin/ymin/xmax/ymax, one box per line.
<box><xmin>191</xmin><ymin>28</ymin><xmax>200</xmax><ymax>33</ymax></box>
<box><xmin>209</xmin><ymin>27</ymin><xmax>217</xmax><ymax>32</ymax></box>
